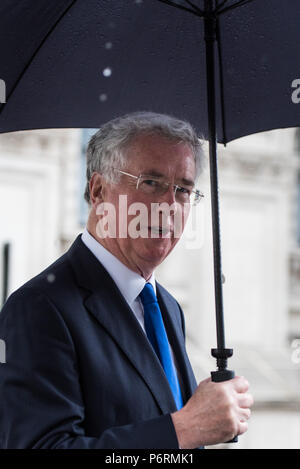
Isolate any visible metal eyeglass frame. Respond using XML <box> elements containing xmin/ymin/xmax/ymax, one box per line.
<box><xmin>113</xmin><ymin>168</ymin><xmax>204</xmax><ymax>205</ymax></box>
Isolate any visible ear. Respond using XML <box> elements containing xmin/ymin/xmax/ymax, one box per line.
<box><xmin>89</xmin><ymin>172</ymin><xmax>105</xmax><ymax>206</ymax></box>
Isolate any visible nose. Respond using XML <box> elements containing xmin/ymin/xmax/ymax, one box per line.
<box><xmin>154</xmin><ymin>186</ymin><xmax>178</xmax><ymax>233</ymax></box>
<box><xmin>160</xmin><ymin>184</ymin><xmax>178</xmax><ymax>211</ymax></box>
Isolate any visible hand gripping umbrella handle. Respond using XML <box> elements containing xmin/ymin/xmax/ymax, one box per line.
<box><xmin>211</xmin><ymin>349</ymin><xmax>238</xmax><ymax>443</ymax></box>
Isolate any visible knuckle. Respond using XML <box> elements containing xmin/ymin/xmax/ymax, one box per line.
<box><xmin>226</xmin><ymin>387</ymin><xmax>238</xmax><ymax>406</ymax></box>
<box><xmin>223</xmin><ymin>398</ymin><xmax>235</xmax><ymax>419</ymax></box>
<box><xmin>240</xmin><ymin>392</ymin><xmax>254</xmax><ymax>409</ymax></box>
<box><xmin>225</xmin><ymin>407</ymin><xmax>236</xmax><ymax>428</ymax></box>
<box><xmin>223</xmin><ymin>388</ymin><xmax>234</xmax><ymax>404</ymax></box>
<box><xmin>214</xmin><ymin>383</ymin><xmax>228</xmax><ymax>401</ymax></box>
<box><xmin>241</xmin><ymin>408</ymin><xmax>251</xmax><ymax>422</ymax></box>
<box><xmin>245</xmin><ymin>394</ymin><xmax>254</xmax><ymax>408</ymax></box>
<box><xmin>243</xmin><ymin>377</ymin><xmax>250</xmax><ymax>388</ymax></box>
<box><xmin>237</xmin><ymin>376</ymin><xmax>249</xmax><ymax>390</ymax></box>
<box><xmin>228</xmin><ymin>417</ymin><xmax>238</xmax><ymax>436</ymax></box>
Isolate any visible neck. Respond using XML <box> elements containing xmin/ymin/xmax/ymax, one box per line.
<box><xmin>86</xmin><ymin>220</ymin><xmax>154</xmax><ymax>281</ymax></box>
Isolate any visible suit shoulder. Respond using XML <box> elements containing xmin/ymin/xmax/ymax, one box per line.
<box><xmin>0</xmin><ymin>250</ymin><xmax>74</xmax><ymax>321</ymax></box>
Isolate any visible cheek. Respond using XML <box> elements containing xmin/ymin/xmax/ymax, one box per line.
<box><xmin>123</xmin><ymin>197</ymin><xmax>152</xmax><ymax>231</ymax></box>
<box><xmin>172</xmin><ymin>204</ymin><xmax>190</xmax><ymax>235</ymax></box>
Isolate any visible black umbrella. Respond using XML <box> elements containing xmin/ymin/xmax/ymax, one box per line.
<box><xmin>1</xmin><ymin>0</ymin><xmax>300</xmax><ymax>425</ymax></box>
<box><xmin>1</xmin><ymin>0</ymin><xmax>299</xmax><ymax>138</ymax></box>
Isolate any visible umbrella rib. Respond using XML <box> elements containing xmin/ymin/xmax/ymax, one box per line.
<box><xmin>156</xmin><ymin>0</ymin><xmax>204</xmax><ymax>17</ymax></box>
<box><xmin>216</xmin><ymin>0</ymin><xmax>229</xmax><ymax>11</ymax></box>
<box><xmin>0</xmin><ymin>0</ymin><xmax>78</xmax><ymax>118</ymax></box>
<box><xmin>218</xmin><ymin>0</ymin><xmax>256</xmax><ymax>15</ymax></box>
<box><xmin>183</xmin><ymin>0</ymin><xmax>204</xmax><ymax>15</ymax></box>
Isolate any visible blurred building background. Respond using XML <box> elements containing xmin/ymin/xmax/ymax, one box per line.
<box><xmin>1</xmin><ymin>126</ymin><xmax>300</xmax><ymax>449</ymax></box>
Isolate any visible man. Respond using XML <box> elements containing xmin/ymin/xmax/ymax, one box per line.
<box><xmin>0</xmin><ymin>112</ymin><xmax>253</xmax><ymax>449</ymax></box>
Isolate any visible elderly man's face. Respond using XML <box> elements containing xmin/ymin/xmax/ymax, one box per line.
<box><xmin>91</xmin><ymin>133</ymin><xmax>196</xmax><ymax>279</ymax></box>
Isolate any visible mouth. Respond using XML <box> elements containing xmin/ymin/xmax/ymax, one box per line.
<box><xmin>147</xmin><ymin>226</ymin><xmax>171</xmax><ymax>237</ymax></box>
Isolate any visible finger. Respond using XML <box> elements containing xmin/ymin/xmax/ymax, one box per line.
<box><xmin>232</xmin><ymin>376</ymin><xmax>249</xmax><ymax>393</ymax></box>
<box><xmin>237</xmin><ymin>392</ymin><xmax>254</xmax><ymax>408</ymax></box>
<box><xmin>239</xmin><ymin>408</ymin><xmax>251</xmax><ymax>422</ymax></box>
<box><xmin>237</xmin><ymin>420</ymin><xmax>248</xmax><ymax>436</ymax></box>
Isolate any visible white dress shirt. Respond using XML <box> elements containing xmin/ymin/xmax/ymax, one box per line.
<box><xmin>81</xmin><ymin>227</ymin><xmax>180</xmax><ymax>378</ymax></box>
<box><xmin>81</xmin><ymin>227</ymin><xmax>156</xmax><ymax>333</ymax></box>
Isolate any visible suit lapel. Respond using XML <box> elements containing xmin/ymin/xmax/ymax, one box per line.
<box><xmin>67</xmin><ymin>235</ymin><xmax>178</xmax><ymax>414</ymax></box>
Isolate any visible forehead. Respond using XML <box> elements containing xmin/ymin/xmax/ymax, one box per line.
<box><xmin>125</xmin><ymin>133</ymin><xmax>196</xmax><ymax>180</ymax></box>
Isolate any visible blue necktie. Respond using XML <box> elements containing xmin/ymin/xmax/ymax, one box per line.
<box><xmin>139</xmin><ymin>283</ymin><xmax>183</xmax><ymax>410</ymax></box>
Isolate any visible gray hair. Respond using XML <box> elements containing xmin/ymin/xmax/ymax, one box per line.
<box><xmin>84</xmin><ymin>111</ymin><xmax>204</xmax><ymax>204</ymax></box>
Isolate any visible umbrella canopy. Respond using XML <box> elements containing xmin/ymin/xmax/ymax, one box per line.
<box><xmin>0</xmin><ymin>0</ymin><xmax>299</xmax><ymax>141</ymax></box>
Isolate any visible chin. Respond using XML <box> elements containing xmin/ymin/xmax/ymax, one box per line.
<box><xmin>138</xmin><ymin>240</ymin><xmax>174</xmax><ymax>264</ymax></box>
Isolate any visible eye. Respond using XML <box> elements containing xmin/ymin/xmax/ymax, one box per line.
<box><xmin>139</xmin><ymin>178</ymin><xmax>161</xmax><ymax>193</ymax></box>
<box><xmin>177</xmin><ymin>186</ymin><xmax>191</xmax><ymax>196</ymax></box>
<box><xmin>143</xmin><ymin>179</ymin><xmax>159</xmax><ymax>187</ymax></box>
<box><xmin>141</xmin><ymin>179</ymin><xmax>161</xmax><ymax>190</ymax></box>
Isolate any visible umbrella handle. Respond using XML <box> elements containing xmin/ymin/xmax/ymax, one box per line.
<box><xmin>211</xmin><ymin>368</ymin><xmax>238</xmax><ymax>443</ymax></box>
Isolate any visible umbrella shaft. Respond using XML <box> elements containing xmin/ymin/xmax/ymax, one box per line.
<box><xmin>1</xmin><ymin>242</ymin><xmax>10</xmax><ymax>307</ymax></box>
<box><xmin>204</xmin><ymin>3</ymin><xmax>226</xmax><ymax>350</ymax></box>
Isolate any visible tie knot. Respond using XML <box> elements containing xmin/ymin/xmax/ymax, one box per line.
<box><xmin>139</xmin><ymin>282</ymin><xmax>157</xmax><ymax>306</ymax></box>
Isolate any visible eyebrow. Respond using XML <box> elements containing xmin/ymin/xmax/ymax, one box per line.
<box><xmin>180</xmin><ymin>178</ymin><xmax>195</xmax><ymax>187</ymax></box>
<box><xmin>142</xmin><ymin>169</ymin><xmax>165</xmax><ymax>178</ymax></box>
<box><xmin>142</xmin><ymin>170</ymin><xmax>195</xmax><ymax>187</ymax></box>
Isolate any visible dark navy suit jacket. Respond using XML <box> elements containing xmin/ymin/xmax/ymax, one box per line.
<box><xmin>0</xmin><ymin>235</ymin><xmax>197</xmax><ymax>449</ymax></box>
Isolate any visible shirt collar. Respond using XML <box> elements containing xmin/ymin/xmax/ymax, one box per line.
<box><xmin>81</xmin><ymin>227</ymin><xmax>156</xmax><ymax>306</ymax></box>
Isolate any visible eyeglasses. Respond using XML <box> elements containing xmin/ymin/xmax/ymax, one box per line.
<box><xmin>113</xmin><ymin>168</ymin><xmax>204</xmax><ymax>206</ymax></box>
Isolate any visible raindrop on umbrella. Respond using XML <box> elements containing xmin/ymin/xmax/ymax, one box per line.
<box><xmin>102</xmin><ymin>67</ymin><xmax>112</xmax><ymax>77</ymax></box>
<box><xmin>99</xmin><ymin>93</ymin><xmax>108</xmax><ymax>102</ymax></box>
